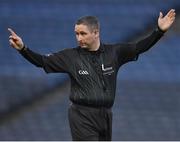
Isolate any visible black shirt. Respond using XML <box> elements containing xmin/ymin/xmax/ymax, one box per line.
<box><xmin>19</xmin><ymin>28</ymin><xmax>164</xmax><ymax>108</ymax></box>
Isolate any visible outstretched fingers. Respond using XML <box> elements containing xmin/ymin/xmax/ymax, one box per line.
<box><xmin>8</xmin><ymin>28</ymin><xmax>18</xmax><ymax>37</ymax></box>
<box><xmin>167</xmin><ymin>9</ymin><xmax>176</xmax><ymax>18</ymax></box>
<box><xmin>8</xmin><ymin>28</ymin><xmax>20</xmax><ymax>43</ymax></box>
<box><xmin>8</xmin><ymin>28</ymin><xmax>24</xmax><ymax>50</ymax></box>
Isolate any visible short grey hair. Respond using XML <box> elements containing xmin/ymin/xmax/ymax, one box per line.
<box><xmin>76</xmin><ymin>16</ymin><xmax>100</xmax><ymax>31</ymax></box>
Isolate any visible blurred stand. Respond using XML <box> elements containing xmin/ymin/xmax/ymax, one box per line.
<box><xmin>0</xmin><ymin>0</ymin><xmax>180</xmax><ymax>140</ymax></box>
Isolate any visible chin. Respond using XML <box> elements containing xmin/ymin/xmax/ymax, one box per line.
<box><xmin>80</xmin><ymin>45</ymin><xmax>88</xmax><ymax>49</ymax></box>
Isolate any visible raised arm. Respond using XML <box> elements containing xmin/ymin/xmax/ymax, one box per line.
<box><xmin>8</xmin><ymin>28</ymin><xmax>44</xmax><ymax>67</ymax></box>
<box><xmin>8</xmin><ymin>28</ymin><xmax>70</xmax><ymax>73</ymax></box>
<box><xmin>136</xmin><ymin>9</ymin><xmax>176</xmax><ymax>54</ymax></box>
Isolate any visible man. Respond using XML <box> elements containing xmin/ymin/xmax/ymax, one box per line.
<box><xmin>8</xmin><ymin>9</ymin><xmax>175</xmax><ymax>141</ymax></box>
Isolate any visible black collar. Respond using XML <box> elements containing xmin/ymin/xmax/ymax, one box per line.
<box><xmin>78</xmin><ymin>43</ymin><xmax>105</xmax><ymax>55</ymax></box>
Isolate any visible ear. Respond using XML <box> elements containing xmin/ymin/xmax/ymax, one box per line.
<box><xmin>94</xmin><ymin>29</ymin><xmax>99</xmax><ymax>37</ymax></box>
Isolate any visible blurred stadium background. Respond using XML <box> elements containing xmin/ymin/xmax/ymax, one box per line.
<box><xmin>0</xmin><ymin>0</ymin><xmax>180</xmax><ymax>140</ymax></box>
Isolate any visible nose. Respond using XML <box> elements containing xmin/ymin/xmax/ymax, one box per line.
<box><xmin>76</xmin><ymin>35</ymin><xmax>83</xmax><ymax>42</ymax></box>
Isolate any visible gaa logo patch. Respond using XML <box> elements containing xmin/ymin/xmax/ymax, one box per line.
<box><xmin>78</xmin><ymin>70</ymin><xmax>89</xmax><ymax>75</ymax></box>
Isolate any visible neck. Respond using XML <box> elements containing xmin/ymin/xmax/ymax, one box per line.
<box><xmin>88</xmin><ymin>39</ymin><xmax>100</xmax><ymax>51</ymax></box>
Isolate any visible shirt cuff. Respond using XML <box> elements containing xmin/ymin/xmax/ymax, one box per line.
<box><xmin>18</xmin><ymin>45</ymin><xmax>27</xmax><ymax>53</ymax></box>
<box><xmin>156</xmin><ymin>26</ymin><xmax>166</xmax><ymax>34</ymax></box>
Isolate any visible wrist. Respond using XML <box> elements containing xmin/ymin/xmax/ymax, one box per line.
<box><xmin>157</xmin><ymin>26</ymin><xmax>166</xmax><ymax>33</ymax></box>
<box><xmin>18</xmin><ymin>44</ymin><xmax>27</xmax><ymax>52</ymax></box>
<box><xmin>21</xmin><ymin>45</ymin><xmax>25</xmax><ymax>51</ymax></box>
<box><xmin>156</xmin><ymin>26</ymin><xmax>166</xmax><ymax>35</ymax></box>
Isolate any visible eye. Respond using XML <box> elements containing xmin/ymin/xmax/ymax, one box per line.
<box><xmin>80</xmin><ymin>32</ymin><xmax>87</xmax><ymax>35</ymax></box>
<box><xmin>75</xmin><ymin>32</ymin><xmax>79</xmax><ymax>36</ymax></box>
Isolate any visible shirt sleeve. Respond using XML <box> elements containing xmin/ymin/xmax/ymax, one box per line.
<box><xmin>19</xmin><ymin>47</ymin><xmax>70</xmax><ymax>73</ymax></box>
<box><xmin>114</xmin><ymin>43</ymin><xmax>138</xmax><ymax>66</ymax></box>
<box><xmin>135</xmin><ymin>27</ymin><xmax>164</xmax><ymax>55</ymax></box>
<box><xmin>42</xmin><ymin>50</ymin><xmax>70</xmax><ymax>73</ymax></box>
<box><xmin>115</xmin><ymin>27</ymin><xmax>164</xmax><ymax>66</ymax></box>
<box><xmin>19</xmin><ymin>47</ymin><xmax>44</xmax><ymax>67</ymax></box>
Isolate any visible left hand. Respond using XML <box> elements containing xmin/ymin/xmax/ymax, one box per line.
<box><xmin>158</xmin><ymin>9</ymin><xmax>176</xmax><ymax>32</ymax></box>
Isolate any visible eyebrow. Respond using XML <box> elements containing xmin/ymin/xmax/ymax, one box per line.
<box><xmin>75</xmin><ymin>31</ymin><xmax>87</xmax><ymax>34</ymax></box>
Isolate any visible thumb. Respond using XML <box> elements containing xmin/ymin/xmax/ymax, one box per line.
<box><xmin>159</xmin><ymin>12</ymin><xmax>163</xmax><ymax>19</ymax></box>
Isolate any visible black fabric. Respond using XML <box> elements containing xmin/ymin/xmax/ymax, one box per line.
<box><xmin>19</xmin><ymin>28</ymin><xmax>164</xmax><ymax>108</ymax></box>
<box><xmin>19</xmin><ymin>47</ymin><xmax>44</xmax><ymax>67</ymax></box>
<box><xmin>68</xmin><ymin>103</ymin><xmax>112</xmax><ymax>141</ymax></box>
<box><xmin>136</xmin><ymin>28</ymin><xmax>165</xmax><ymax>54</ymax></box>
<box><xmin>18</xmin><ymin>28</ymin><xmax>164</xmax><ymax>141</ymax></box>
<box><xmin>42</xmin><ymin>49</ymin><xmax>72</xmax><ymax>73</ymax></box>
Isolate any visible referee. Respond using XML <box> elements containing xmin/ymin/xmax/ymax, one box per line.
<box><xmin>8</xmin><ymin>9</ymin><xmax>175</xmax><ymax>141</ymax></box>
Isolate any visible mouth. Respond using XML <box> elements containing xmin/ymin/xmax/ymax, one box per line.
<box><xmin>79</xmin><ymin>42</ymin><xmax>87</xmax><ymax>48</ymax></box>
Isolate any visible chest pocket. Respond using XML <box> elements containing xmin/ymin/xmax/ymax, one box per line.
<box><xmin>102</xmin><ymin>63</ymin><xmax>114</xmax><ymax>76</ymax></box>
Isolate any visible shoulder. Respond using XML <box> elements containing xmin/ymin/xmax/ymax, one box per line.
<box><xmin>103</xmin><ymin>43</ymin><xmax>135</xmax><ymax>51</ymax></box>
<box><xmin>102</xmin><ymin>43</ymin><xmax>136</xmax><ymax>58</ymax></box>
<box><xmin>103</xmin><ymin>42</ymin><xmax>134</xmax><ymax>48</ymax></box>
<box><xmin>55</xmin><ymin>47</ymin><xmax>78</xmax><ymax>55</ymax></box>
<box><xmin>45</xmin><ymin>47</ymin><xmax>78</xmax><ymax>60</ymax></box>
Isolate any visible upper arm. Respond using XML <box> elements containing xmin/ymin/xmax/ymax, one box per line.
<box><xmin>42</xmin><ymin>50</ymin><xmax>70</xmax><ymax>73</ymax></box>
<box><xmin>114</xmin><ymin>43</ymin><xmax>138</xmax><ymax>66</ymax></box>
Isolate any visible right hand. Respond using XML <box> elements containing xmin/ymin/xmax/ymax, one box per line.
<box><xmin>158</xmin><ymin>9</ymin><xmax>176</xmax><ymax>32</ymax></box>
<box><xmin>8</xmin><ymin>28</ymin><xmax>24</xmax><ymax>51</ymax></box>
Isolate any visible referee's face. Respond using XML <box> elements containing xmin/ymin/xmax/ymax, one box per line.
<box><xmin>75</xmin><ymin>24</ymin><xmax>99</xmax><ymax>50</ymax></box>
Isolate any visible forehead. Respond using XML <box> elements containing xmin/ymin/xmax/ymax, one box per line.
<box><xmin>75</xmin><ymin>24</ymin><xmax>91</xmax><ymax>32</ymax></box>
